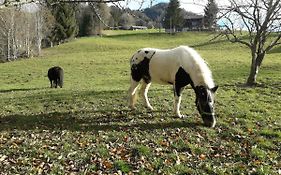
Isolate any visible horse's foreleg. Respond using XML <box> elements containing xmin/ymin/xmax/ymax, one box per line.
<box><xmin>173</xmin><ymin>85</ymin><xmax>185</xmax><ymax>118</ymax></box>
<box><xmin>128</xmin><ymin>79</ymin><xmax>140</xmax><ymax>110</ymax></box>
<box><xmin>174</xmin><ymin>95</ymin><xmax>183</xmax><ymax>118</ymax></box>
<box><xmin>140</xmin><ymin>82</ymin><xmax>153</xmax><ymax>110</ymax></box>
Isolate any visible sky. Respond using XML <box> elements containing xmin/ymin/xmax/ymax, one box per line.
<box><xmin>180</xmin><ymin>0</ymin><xmax>230</xmax><ymax>14</ymax></box>
<box><xmin>0</xmin><ymin>0</ymin><xmax>230</xmax><ymax>15</ymax></box>
<box><xmin>124</xmin><ymin>0</ymin><xmax>230</xmax><ymax>15</ymax></box>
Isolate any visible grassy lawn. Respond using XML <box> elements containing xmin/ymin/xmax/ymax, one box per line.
<box><xmin>0</xmin><ymin>31</ymin><xmax>280</xmax><ymax>174</ymax></box>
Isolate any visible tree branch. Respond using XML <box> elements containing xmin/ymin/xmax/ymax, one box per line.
<box><xmin>0</xmin><ymin>0</ymin><xmax>124</xmax><ymax>8</ymax></box>
<box><xmin>265</xmin><ymin>33</ymin><xmax>281</xmax><ymax>52</ymax></box>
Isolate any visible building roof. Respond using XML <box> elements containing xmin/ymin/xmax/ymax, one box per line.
<box><xmin>183</xmin><ymin>11</ymin><xmax>203</xmax><ymax>20</ymax></box>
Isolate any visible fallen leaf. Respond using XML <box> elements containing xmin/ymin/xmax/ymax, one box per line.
<box><xmin>103</xmin><ymin>160</ymin><xmax>113</xmax><ymax>169</ymax></box>
<box><xmin>0</xmin><ymin>155</ymin><xmax>7</xmax><ymax>162</ymax></box>
<box><xmin>199</xmin><ymin>154</ymin><xmax>206</xmax><ymax>160</ymax></box>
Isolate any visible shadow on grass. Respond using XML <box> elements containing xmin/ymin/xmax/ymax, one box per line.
<box><xmin>0</xmin><ymin>87</ymin><xmax>48</xmax><ymax>93</ymax></box>
<box><xmin>0</xmin><ymin>110</ymin><xmax>201</xmax><ymax>132</ymax></box>
<box><xmin>0</xmin><ymin>86</ymin><xmax>204</xmax><ymax>132</ymax></box>
<box><xmin>219</xmin><ymin>81</ymin><xmax>281</xmax><ymax>90</ymax></box>
<box><xmin>190</xmin><ymin>38</ymin><xmax>228</xmax><ymax>48</ymax></box>
<box><xmin>104</xmin><ymin>32</ymin><xmax>172</xmax><ymax>39</ymax></box>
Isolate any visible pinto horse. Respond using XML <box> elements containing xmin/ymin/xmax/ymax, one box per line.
<box><xmin>128</xmin><ymin>46</ymin><xmax>218</xmax><ymax>127</ymax></box>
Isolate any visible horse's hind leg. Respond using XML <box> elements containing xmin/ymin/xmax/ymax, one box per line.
<box><xmin>54</xmin><ymin>79</ymin><xmax>58</xmax><ymax>88</ymax></box>
<box><xmin>140</xmin><ymin>81</ymin><xmax>153</xmax><ymax>110</ymax></box>
<box><xmin>128</xmin><ymin>79</ymin><xmax>140</xmax><ymax>110</ymax></box>
<box><xmin>57</xmin><ymin>78</ymin><xmax>62</xmax><ymax>88</ymax></box>
<box><xmin>49</xmin><ymin>80</ymin><xmax>53</xmax><ymax>88</ymax></box>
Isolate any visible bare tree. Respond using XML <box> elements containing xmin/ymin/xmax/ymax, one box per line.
<box><xmin>0</xmin><ymin>8</ymin><xmax>17</xmax><ymax>61</ymax></box>
<box><xmin>120</xmin><ymin>12</ymin><xmax>135</xmax><ymax>28</ymax></box>
<box><xmin>220</xmin><ymin>0</ymin><xmax>281</xmax><ymax>86</ymax></box>
<box><xmin>110</xmin><ymin>6</ymin><xmax>122</xmax><ymax>27</ymax></box>
<box><xmin>22</xmin><ymin>12</ymin><xmax>32</xmax><ymax>58</ymax></box>
<box><xmin>35</xmin><ymin>7</ymin><xmax>43</xmax><ymax>55</ymax></box>
<box><xmin>0</xmin><ymin>6</ymin><xmax>54</xmax><ymax>61</ymax></box>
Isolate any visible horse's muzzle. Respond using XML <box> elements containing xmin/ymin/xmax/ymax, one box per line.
<box><xmin>131</xmin><ymin>64</ymin><xmax>138</xmax><ymax>70</ymax></box>
<box><xmin>202</xmin><ymin>114</ymin><xmax>216</xmax><ymax>128</ymax></box>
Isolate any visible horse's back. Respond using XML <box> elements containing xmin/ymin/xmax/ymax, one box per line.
<box><xmin>148</xmin><ymin>46</ymin><xmax>190</xmax><ymax>84</ymax></box>
<box><xmin>151</xmin><ymin>46</ymin><xmax>199</xmax><ymax>63</ymax></box>
<box><xmin>147</xmin><ymin>46</ymin><xmax>213</xmax><ymax>87</ymax></box>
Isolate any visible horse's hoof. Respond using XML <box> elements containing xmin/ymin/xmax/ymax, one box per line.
<box><xmin>177</xmin><ymin>114</ymin><xmax>187</xmax><ymax>118</ymax></box>
<box><xmin>129</xmin><ymin>106</ymin><xmax>136</xmax><ymax>110</ymax></box>
<box><xmin>146</xmin><ymin>106</ymin><xmax>154</xmax><ymax>110</ymax></box>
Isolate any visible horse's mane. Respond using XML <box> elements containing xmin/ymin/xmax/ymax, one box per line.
<box><xmin>182</xmin><ymin>46</ymin><xmax>215</xmax><ymax>89</ymax></box>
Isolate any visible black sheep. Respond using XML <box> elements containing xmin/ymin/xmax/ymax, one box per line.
<box><xmin>48</xmin><ymin>66</ymin><xmax>64</xmax><ymax>88</ymax></box>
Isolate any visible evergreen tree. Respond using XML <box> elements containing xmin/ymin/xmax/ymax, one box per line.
<box><xmin>48</xmin><ymin>1</ymin><xmax>78</xmax><ymax>44</ymax></box>
<box><xmin>78</xmin><ymin>5</ymin><xmax>95</xmax><ymax>36</ymax></box>
<box><xmin>163</xmin><ymin>0</ymin><xmax>184</xmax><ymax>32</ymax></box>
<box><xmin>203</xmin><ymin>0</ymin><xmax>218</xmax><ymax>30</ymax></box>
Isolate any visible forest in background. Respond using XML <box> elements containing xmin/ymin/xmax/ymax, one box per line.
<box><xmin>0</xmin><ymin>0</ymin><xmax>218</xmax><ymax>62</ymax></box>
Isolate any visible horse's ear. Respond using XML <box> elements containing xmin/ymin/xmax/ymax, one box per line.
<box><xmin>211</xmin><ymin>86</ymin><xmax>218</xmax><ymax>93</ymax></box>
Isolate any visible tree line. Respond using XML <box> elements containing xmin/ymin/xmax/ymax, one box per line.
<box><xmin>0</xmin><ymin>0</ymin><xmax>218</xmax><ymax>62</ymax></box>
<box><xmin>0</xmin><ymin>2</ymin><xmax>153</xmax><ymax>62</ymax></box>
<box><xmin>2</xmin><ymin>0</ymin><xmax>281</xmax><ymax>86</ymax></box>
<box><xmin>0</xmin><ymin>6</ymin><xmax>54</xmax><ymax>62</ymax></box>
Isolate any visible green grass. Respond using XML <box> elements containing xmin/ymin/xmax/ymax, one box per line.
<box><xmin>0</xmin><ymin>30</ymin><xmax>281</xmax><ymax>174</ymax></box>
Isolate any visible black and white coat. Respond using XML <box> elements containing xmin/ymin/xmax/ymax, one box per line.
<box><xmin>128</xmin><ymin>46</ymin><xmax>217</xmax><ymax>127</ymax></box>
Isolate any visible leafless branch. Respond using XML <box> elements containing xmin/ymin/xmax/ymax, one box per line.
<box><xmin>50</xmin><ymin>0</ymin><xmax>124</xmax><ymax>4</ymax></box>
<box><xmin>0</xmin><ymin>0</ymin><xmax>124</xmax><ymax>8</ymax></box>
<box><xmin>89</xmin><ymin>2</ymin><xmax>111</xmax><ymax>28</ymax></box>
<box><xmin>265</xmin><ymin>33</ymin><xmax>281</xmax><ymax>52</ymax></box>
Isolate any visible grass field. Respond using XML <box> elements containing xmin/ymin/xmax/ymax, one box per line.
<box><xmin>0</xmin><ymin>30</ymin><xmax>281</xmax><ymax>174</ymax></box>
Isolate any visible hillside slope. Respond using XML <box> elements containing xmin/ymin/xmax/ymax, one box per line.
<box><xmin>0</xmin><ymin>31</ymin><xmax>280</xmax><ymax>174</ymax></box>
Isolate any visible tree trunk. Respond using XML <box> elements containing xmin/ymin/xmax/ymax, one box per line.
<box><xmin>10</xmin><ymin>10</ymin><xmax>17</xmax><ymax>60</ymax></box>
<box><xmin>35</xmin><ymin>10</ymin><xmax>42</xmax><ymax>56</ymax></box>
<box><xmin>246</xmin><ymin>52</ymin><xmax>265</xmax><ymax>86</ymax></box>
<box><xmin>246</xmin><ymin>61</ymin><xmax>259</xmax><ymax>86</ymax></box>
<box><xmin>11</xmin><ymin>23</ymin><xmax>17</xmax><ymax>60</ymax></box>
<box><xmin>7</xmin><ymin>29</ymin><xmax>11</xmax><ymax>61</ymax></box>
<box><xmin>25</xmin><ymin>19</ymin><xmax>30</xmax><ymax>58</ymax></box>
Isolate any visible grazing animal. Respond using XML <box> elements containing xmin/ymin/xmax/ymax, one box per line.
<box><xmin>128</xmin><ymin>46</ymin><xmax>218</xmax><ymax>127</ymax></box>
<box><xmin>48</xmin><ymin>66</ymin><xmax>64</xmax><ymax>88</ymax></box>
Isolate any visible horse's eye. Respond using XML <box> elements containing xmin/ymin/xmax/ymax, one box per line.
<box><xmin>136</xmin><ymin>58</ymin><xmax>138</xmax><ymax>60</ymax></box>
<box><xmin>201</xmin><ymin>93</ymin><xmax>206</xmax><ymax>98</ymax></box>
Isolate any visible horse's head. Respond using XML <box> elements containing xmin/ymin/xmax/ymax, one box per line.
<box><xmin>130</xmin><ymin>49</ymin><xmax>156</xmax><ymax>66</ymax></box>
<box><xmin>195</xmin><ymin>86</ymin><xmax>218</xmax><ymax>128</ymax></box>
